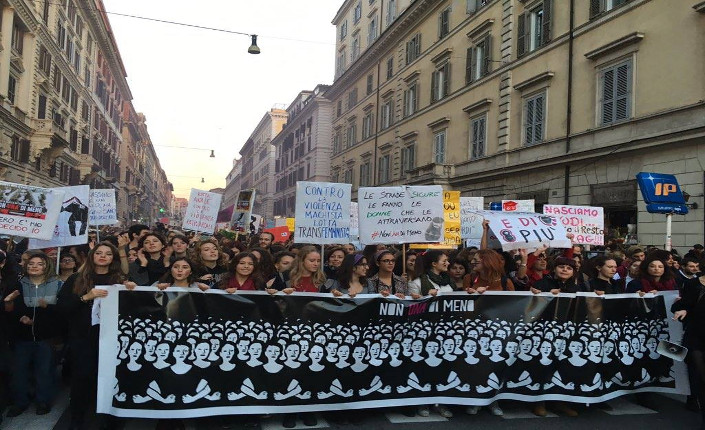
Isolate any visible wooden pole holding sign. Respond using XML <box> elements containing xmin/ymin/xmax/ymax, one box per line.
<box><xmin>56</xmin><ymin>247</ymin><xmax>61</xmax><ymax>275</ymax></box>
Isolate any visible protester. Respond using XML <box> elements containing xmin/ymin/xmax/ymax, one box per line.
<box><xmin>191</xmin><ymin>241</ymin><xmax>229</xmax><ymax>288</ymax></box>
<box><xmin>258</xmin><ymin>232</ymin><xmax>274</xmax><ymax>251</ymax></box>
<box><xmin>57</xmin><ymin>242</ymin><xmax>136</xmax><ymax>429</ymax></box>
<box><xmin>531</xmin><ymin>257</ymin><xmax>582</xmax><ymax>294</ymax></box>
<box><xmin>626</xmin><ymin>252</ymin><xmax>676</xmax><ymax>294</ymax></box>
<box><xmin>615</xmin><ymin>246</ymin><xmax>645</xmax><ymax>280</ymax></box>
<box><xmin>267</xmin><ymin>251</ymin><xmax>295</xmax><ymax>291</ymax></box>
<box><xmin>128</xmin><ymin>233</ymin><xmax>170</xmax><ymax>285</ymax></box>
<box><xmin>676</xmin><ymin>257</ymin><xmax>700</xmax><ymax>290</ymax></box>
<box><xmin>223</xmin><ymin>252</ymin><xmax>264</xmax><ymax>292</ymax></box>
<box><xmin>284</xmin><ymin>246</ymin><xmax>326</xmax><ymax>293</ymax></box>
<box><xmin>58</xmin><ymin>254</ymin><xmax>79</xmax><ymax>283</ymax></box>
<box><xmin>323</xmin><ymin>246</ymin><xmax>346</xmax><ymax>281</ymax></box>
<box><xmin>323</xmin><ymin>254</ymin><xmax>373</xmax><ymax>297</ymax></box>
<box><xmin>448</xmin><ymin>258</ymin><xmax>469</xmax><ymax>291</ymax></box>
<box><xmin>154</xmin><ymin>257</ymin><xmax>208</xmax><ymax>291</ymax></box>
<box><xmin>123</xmin><ymin>224</ymin><xmax>150</xmax><ymax>255</ymax></box>
<box><xmin>369</xmin><ymin>250</ymin><xmax>409</xmax><ymax>298</ymax></box>
<box><xmin>4</xmin><ymin>251</ymin><xmax>62</xmax><ymax>417</ymax></box>
<box><xmin>394</xmin><ymin>249</ymin><xmax>417</xmax><ymax>279</ymax></box>
<box><xmin>572</xmin><ymin>253</ymin><xmax>590</xmax><ymax>292</ymax></box>
<box><xmin>409</xmin><ymin>250</ymin><xmax>452</xmax><ymax>298</ymax></box>
<box><xmin>167</xmin><ymin>234</ymin><xmax>190</xmax><ymax>262</ymax></box>
<box><xmin>464</xmin><ymin>249</ymin><xmax>515</xmax><ymax>293</ymax></box>
<box><xmin>249</xmin><ymin>247</ymin><xmax>276</xmax><ymax>281</ymax></box>
<box><xmin>588</xmin><ymin>256</ymin><xmax>620</xmax><ymax>295</ymax></box>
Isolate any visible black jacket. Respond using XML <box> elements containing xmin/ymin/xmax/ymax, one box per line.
<box><xmin>6</xmin><ymin>277</ymin><xmax>64</xmax><ymax>342</ymax></box>
<box><xmin>534</xmin><ymin>275</ymin><xmax>584</xmax><ymax>293</ymax></box>
<box><xmin>588</xmin><ymin>277</ymin><xmax>622</xmax><ymax>295</ymax></box>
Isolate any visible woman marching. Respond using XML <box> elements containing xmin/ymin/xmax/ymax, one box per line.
<box><xmin>282</xmin><ymin>246</ymin><xmax>326</xmax><ymax>293</ymax></box>
<box><xmin>408</xmin><ymin>250</ymin><xmax>453</xmax><ymax>298</ymax></box>
<box><xmin>323</xmin><ymin>254</ymin><xmax>373</xmax><ymax>297</ymax></box>
<box><xmin>464</xmin><ymin>249</ymin><xmax>515</xmax><ymax>293</ymax></box>
<box><xmin>369</xmin><ymin>250</ymin><xmax>409</xmax><ymax>298</ymax></box>
<box><xmin>222</xmin><ymin>252</ymin><xmax>265</xmax><ymax>292</ymax></box>
<box><xmin>57</xmin><ymin>242</ymin><xmax>136</xmax><ymax>429</ymax></box>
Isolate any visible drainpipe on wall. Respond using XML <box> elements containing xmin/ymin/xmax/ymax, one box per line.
<box><xmin>372</xmin><ymin>1</ymin><xmax>384</xmax><ymax>186</ymax></box>
<box><xmin>564</xmin><ymin>0</ymin><xmax>575</xmax><ymax>205</ymax></box>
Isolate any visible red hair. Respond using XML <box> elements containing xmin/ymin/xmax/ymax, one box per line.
<box><xmin>474</xmin><ymin>249</ymin><xmax>505</xmax><ymax>284</ymax></box>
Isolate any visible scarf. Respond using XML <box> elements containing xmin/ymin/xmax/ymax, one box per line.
<box><xmin>420</xmin><ymin>271</ymin><xmax>452</xmax><ymax>295</ymax></box>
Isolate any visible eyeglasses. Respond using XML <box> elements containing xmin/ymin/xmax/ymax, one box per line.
<box><xmin>379</xmin><ymin>259</ymin><xmax>395</xmax><ymax>264</ymax></box>
<box><xmin>60</xmin><ymin>258</ymin><xmax>75</xmax><ymax>263</ymax></box>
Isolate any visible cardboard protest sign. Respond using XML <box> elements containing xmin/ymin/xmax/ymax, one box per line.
<box><xmin>502</xmin><ymin>199</ymin><xmax>535</xmax><ymax>212</ymax></box>
<box><xmin>543</xmin><ymin>204</ymin><xmax>604</xmax><ymax>246</ymax></box>
<box><xmin>476</xmin><ymin>210</ymin><xmax>571</xmax><ymax>251</ymax></box>
<box><xmin>294</xmin><ymin>181</ymin><xmax>352</xmax><ymax>244</ymax></box>
<box><xmin>29</xmin><ymin>185</ymin><xmax>90</xmax><ymax>248</ymax></box>
<box><xmin>231</xmin><ymin>190</ymin><xmax>255</xmax><ymax>232</ymax></box>
<box><xmin>0</xmin><ymin>181</ymin><xmax>65</xmax><ymax>240</ymax></box>
<box><xmin>358</xmin><ymin>185</ymin><xmax>444</xmax><ymax>245</ymax></box>
<box><xmin>182</xmin><ymin>189</ymin><xmax>222</xmax><ymax>234</ymax></box>
<box><xmin>265</xmin><ymin>226</ymin><xmax>290</xmax><ymax>243</ymax></box>
<box><xmin>460</xmin><ymin>197</ymin><xmax>484</xmax><ymax>247</ymax></box>
<box><xmin>286</xmin><ymin>218</ymin><xmax>295</xmax><ymax>232</ymax></box>
<box><xmin>89</xmin><ymin>189</ymin><xmax>117</xmax><ymax>225</ymax></box>
<box><xmin>442</xmin><ymin>191</ymin><xmax>461</xmax><ymax>247</ymax></box>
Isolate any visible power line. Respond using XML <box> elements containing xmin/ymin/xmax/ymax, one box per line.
<box><xmin>38</xmin><ymin>0</ymin><xmax>334</xmax><ymax>45</ymax></box>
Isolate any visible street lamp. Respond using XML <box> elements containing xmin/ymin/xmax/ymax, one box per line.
<box><xmin>248</xmin><ymin>35</ymin><xmax>260</xmax><ymax>54</ymax></box>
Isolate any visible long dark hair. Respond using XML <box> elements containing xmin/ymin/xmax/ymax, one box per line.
<box><xmin>250</xmin><ymin>247</ymin><xmax>276</xmax><ymax>280</ymax></box>
<box><xmin>337</xmin><ymin>253</ymin><xmax>368</xmax><ymax>290</ymax></box>
<box><xmin>638</xmin><ymin>252</ymin><xmax>673</xmax><ymax>282</ymax></box>
<box><xmin>222</xmin><ymin>252</ymin><xmax>263</xmax><ymax>287</ymax></box>
<box><xmin>413</xmin><ymin>250</ymin><xmax>447</xmax><ymax>279</ymax></box>
<box><xmin>159</xmin><ymin>257</ymin><xmax>196</xmax><ymax>285</ymax></box>
<box><xmin>73</xmin><ymin>242</ymin><xmax>124</xmax><ymax>295</ymax></box>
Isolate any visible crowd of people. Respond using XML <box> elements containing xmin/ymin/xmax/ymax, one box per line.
<box><xmin>0</xmin><ymin>221</ymin><xmax>703</xmax><ymax>430</ymax></box>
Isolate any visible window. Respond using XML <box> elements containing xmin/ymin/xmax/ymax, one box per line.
<box><xmin>75</xmin><ymin>17</ymin><xmax>83</xmax><ymax>39</ymax></box>
<box><xmin>53</xmin><ymin>65</ymin><xmax>61</xmax><ymax>91</ymax></box>
<box><xmin>431</xmin><ymin>62</ymin><xmax>451</xmax><ymax>102</ymax></box>
<box><xmin>386</xmin><ymin>57</ymin><xmax>394</xmax><ymax>80</ymax></box>
<box><xmin>346</xmin><ymin>122</ymin><xmax>357</xmax><ymax>148</ymax></box>
<box><xmin>524</xmin><ymin>92</ymin><xmax>545</xmax><ymax>146</ymax></box>
<box><xmin>406</xmin><ymin>34</ymin><xmax>422</xmax><ymax>65</ymax></box>
<box><xmin>337</xmin><ymin>100</ymin><xmax>343</xmax><ymax>117</ymax></box>
<box><xmin>81</xmin><ymin>100</ymin><xmax>89</xmax><ymax>121</ymax></box>
<box><xmin>39</xmin><ymin>45</ymin><xmax>52</xmax><ymax>76</ymax></box>
<box><xmin>378</xmin><ymin>155</ymin><xmax>390</xmax><ymax>183</ymax></box>
<box><xmin>354</xmin><ymin>2</ymin><xmax>362</xmax><ymax>23</ymax></box>
<box><xmin>344</xmin><ymin>168</ymin><xmax>353</xmax><ymax>185</ymax></box>
<box><xmin>466</xmin><ymin>34</ymin><xmax>491</xmax><ymax>84</ymax></box>
<box><xmin>351</xmin><ymin>35</ymin><xmax>360</xmax><ymax>61</ymax></box>
<box><xmin>386</xmin><ymin>0</ymin><xmax>397</xmax><ymax>25</ymax></box>
<box><xmin>57</xmin><ymin>22</ymin><xmax>66</xmax><ymax>49</ymax></box>
<box><xmin>470</xmin><ymin>114</ymin><xmax>486</xmax><ymax>159</ymax></box>
<box><xmin>348</xmin><ymin>88</ymin><xmax>358</xmax><ymax>108</ymax></box>
<box><xmin>336</xmin><ymin>50</ymin><xmax>347</xmax><ymax>77</ymax></box>
<box><xmin>517</xmin><ymin>0</ymin><xmax>552</xmax><ymax>57</ymax></box>
<box><xmin>366</xmin><ymin>74</ymin><xmax>374</xmax><ymax>95</ymax></box>
<box><xmin>439</xmin><ymin>8</ymin><xmax>451</xmax><ymax>39</ymax></box>
<box><xmin>362</xmin><ymin>112</ymin><xmax>374</xmax><ymax>139</ymax></box>
<box><xmin>368</xmin><ymin>17</ymin><xmax>378</xmax><ymax>45</ymax></box>
<box><xmin>38</xmin><ymin>94</ymin><xmax>47</xmax><ymax>119</ymax></box>
<box><xmin>84</xmin><ymin>64</ymin><xmax>91</xmax><ymax>87</ymax></box>
<box><xmin>359</xmin><ymin>162</ymin><xmax>371</xmax><ymax>186</ymax></box>
<box><xmin>434</xmin><ymin>130</ymin><xmax>447</xmax><ymax>164</ymax></box>
<box><xmin>70</xmin><ymin>88</ymin><xmax>78</xmax><ymax>112</ymax></box>
<box><xmin>467</xmin><ymin>0</ymin><xmax>490</xmax><ymax>14</ymax></box>
<box><xmin>403</xmin><ymin>83</ymin><xmax>418</xmax><ymax>117</ymax></box>
<box><xmin>42</xmin><ymin>0</ymin><xmax>50</xmax><ymax>23</ymax></box>
<box><xmin>381</xmin><ymin>98</ymin><xmax>393</xmax><ymax>129</ymax></box>
<box><xmin>7</xmin><ymin>76</ymin><xmax>16</xmax><ymax>104</ymax></box>
<box><xmin>332</xmin><ymin>171</ymin><xmax>340</xmax><ymax>183</ymax></box>
<box><xmin>591</xmin><ymin>0</ymin><xmax>628</xmax><ymax>18</ymax></box>
<box><xmin>10</xmin><ymin>137</ymin><xmax>30</xmax><ymax>163</ymax></box>
<box><xmin>339</xmin><ymin>20</ymin><xmax>348</xmax><ymax>41</ymax></box>
<box><xmin>333</xmin><ymin>131</ymin><xmax>342</xmax><ymax>154</ymax></box>
<box><xmin>73</xmin><ymin>50</ymin><xmax>81</xmax><ymax>70</ymax></box>
<box><xmin>401</xmin><ymin>144</ymin><xmax>416</xmax><ymax>173</ymax></box>
<box><xmin>599</xmin><ymin>59</ymin><xmax>632</xmax><ymax>125</ymax></box>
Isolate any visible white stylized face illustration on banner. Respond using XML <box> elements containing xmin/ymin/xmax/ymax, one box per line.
<box><xmin>29</xmin><ymin>185</ymin><xmax>90</xmax><ymax>248</ymax></box>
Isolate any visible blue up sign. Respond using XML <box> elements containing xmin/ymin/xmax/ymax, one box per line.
<box><xmin>636</xmin><ymin>172</ymin><xmax>688</xmax><ymax>215</ymax></box>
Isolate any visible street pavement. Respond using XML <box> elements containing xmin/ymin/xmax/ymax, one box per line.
<box><xmin>0</xmin><ymin>390</ymin><xmax>700</xmax><ymax>430</ymax></box>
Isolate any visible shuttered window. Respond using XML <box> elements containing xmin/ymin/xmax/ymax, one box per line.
<box><xmin>600</xmin><ymin>60</ymin><xmax>632</xmax><ymax>125</ymax></box>
<box><xmin>378</xmin><ymin>155</ymin><xmax>390</xmax><ymax>183</ymax></box>
<box><xmin>402</xmin><ymin>144</ymin><xmax>416</xmax><ymax>173</ymax></box>
<box><xmin>524</xmin><ymin>92</ymin><xmax>545</xmax><ymax>146</ymax></box>
<box><xmin>470</xmin><ymin>115</ymin><xmax>486</xmax><ymax>159</ymax></box>
<box><xmin>466</xmin><ymin>34</ymin><xmax>492</xmax><ymax>84</ymax></box>
<box><xmin>517</xmin><ymin>0</ymin><xmax>552</xmax><ymax>57</ymax></box>
<box><xmin>431</xmin><ymin>62</ymin><xmax>451</xmax><ymax>102</ymax></box>
<box><xmin>359</xmin><ymin>162</ymin><xmax>371</xmax><ymax>186</ymax></box>
<box><xmin>434</xmin><ymin>130</ymin><xmax>447</xmax><ymax>164</ymax></box>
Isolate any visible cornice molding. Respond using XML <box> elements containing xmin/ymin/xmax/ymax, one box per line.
<box><xmin>427</xmin><ymin>117</ymin><xmax>450</xmax><ymax>129</ymax></box>
<box><xmin>466</xmin><ymin>18</ymin><xmax>494</xmax><ymax>41</ymax></box>
<box><xmin>584</xmin><ymin>32</ymin><xmax>645</xmax><ymax>60</ymax></box>
<box><xmin>462</xmin><ymin>98</ymin><xmax>493</xmax><ymax>114</ymax></box>
<box><xmin>513</xmin><ymin>72</ymin><xmax>554</xmax><ymax>91</ymax></box>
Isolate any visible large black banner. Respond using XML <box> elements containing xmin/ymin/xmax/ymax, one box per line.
<box><xmin>97</xmin><ymin>288</ymin><xmax>688</xmax><ymax>418</ymax></box>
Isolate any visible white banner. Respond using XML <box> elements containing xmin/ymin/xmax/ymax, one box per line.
<box><xmin>294</xmin><ymin>181</ymin><xmax>352</xmax><ymax>244</ymax></box>
<box><xmin>502</xmin><ymin>199</ymin><xmax>535</xmax><ymax>212</ymax></box>
<box><xmin>460</xmin><ymin>197</ymin><xmax>484</xmax><ymax>247</ymax></box>
<box><xmin>543</xmin><ymin>204</ymin><xmax>605</xmax><ymax>246</ymax></box>
<box><xmin>29</xmin><ymin>185</ymin><xmax>90</xmax><ymax>248</ymax></box>
<box><xmin>0</xmin><ymin>181</ymin><xmax>65</xmax><ymax>240</ymax></box>
<box><xmin>358</xmin><ymin>185</ymin><xmax>444</xmax><ymax>245</ymax></box>
<box><xmin>349</xmin><ymin>201</ymin><xmax>359</xmax><ymax>240</ymax></box>
<box><xmin>474</xmin><ymin>210</ymin><xmax>571</xmax><ymax>251</ymax></box>
<box><xmin>182</xmin><ymin>189</ymin><xmax>222</xmax><ymax>234</ymax></box>
<box><xmin>230</xmin><ymin>190</ymin><xmax>255</xmax><ymax>233</ymax></box>
<box><xmin>89</xmin><ymin>189</ymin><xmax>118</xmax><ymax>225</ymax></box>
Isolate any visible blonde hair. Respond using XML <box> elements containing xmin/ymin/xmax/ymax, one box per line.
<box><xmin>289</xmin><ymin>245</ymin><xmax>326</xmax><ymax>289</ymax></box>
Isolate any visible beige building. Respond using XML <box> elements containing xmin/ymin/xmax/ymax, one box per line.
<box><xmin>328</xmin><ymin>0</ymin><xmax>705</xmax><ymax>251</ymax></box>
<box><xmin>226</xmin><ymin>107</ymin><xmax>288</xmax><ymax>223</ymax></box>
<box><xmin>272</xmin><ymin>85</ymin><xmax>333</xmax><ymax>218</ymax></box>
<box><xmin>0</xmin><ymin>0</ymin><xmax>170</xmax><ymax>226</ymax></box>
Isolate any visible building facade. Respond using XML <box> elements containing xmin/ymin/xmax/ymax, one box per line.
<box><xmin>327</xmin><ymin>0</ymin><xmax>705</xmax><ymax>251</ymax></box>
<box><xmin>272</xmin><ymin>85</ymin><xmax>333</xmax><ymax>218</ymax></box>
<box><xmin>223</xmin><ymin>157</ymin><xmax>242</xmax><ymax>210</ymax></box>
<box><xmin>0</xmin><ymin>0</ymin><xmax>170</xmax><ymax>226</ymax></box>
<box><xmin>229</xmin><ymin>107</ymin><xmax>287</xmax><ymax>222</ymax></box>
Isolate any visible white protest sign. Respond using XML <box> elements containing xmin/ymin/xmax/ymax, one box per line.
<box><xmin>358</xmin><ymin>185</ymin><xmax>444</xmax><ymax>245</ymax></box>
<box><xmin>543</xmin><ymin>204</ymin><xmax>604</xmax><ymax>246</ymax></box>
<box><xmin>476</xmin><ymin>210</ymin><xmax>571</xmax><ymax>251</ymax></box>
<box><xmin>502</xmin><ymin>199</ymin><xmax>535</xmax><ymax>212</ymax></box>
<box><xmin>29</xmin><ymin>185</ymin><xmax>90</xmax><ymax>248</ymax></box>
<box><xmin>460</xmin><ymin>197</ymin><xmax>484</xmax><ymax>247</ymax></box>
<box><xmin>349</xmin><ymin>201</ymin><xmax>359</xmax><ymax>240</ymax></box>
<box><xmin>182</xmin><ymin>189</ymin><xmax>222</xmax><ymax>234</ymax></box>
<box><xmin>294</xmin><ymin>181</ymin><xmax>352</xmax><ymax>244</ymax></box>
<box><xmin>89</xmin><ymin>189</ymin><xmax>117</xmax><ymax>225</ymax></box>
<box><xmin>0</xmin><ymin>181</ymin><xmax>65</xmax><ymax>240</ymax></box>
<box><xmin>231</xmin><ymin>189</ymin><xmax>255</xmax><ymax>233</ymax></box>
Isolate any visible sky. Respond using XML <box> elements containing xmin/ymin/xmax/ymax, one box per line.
<box><xmin>101</xmin><ymin>0</ymin><xmax>340</xmax><ymax>198</ymax></box>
